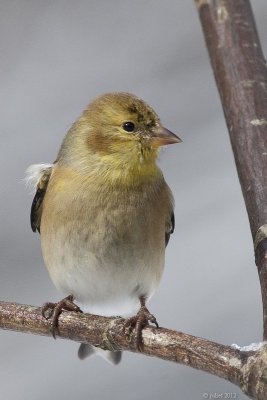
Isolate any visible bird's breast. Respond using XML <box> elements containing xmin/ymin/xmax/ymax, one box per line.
<box><xmin>40</xmin><ymin>169</ymin><xmax>171</xmax><ymax>315</ymax></box>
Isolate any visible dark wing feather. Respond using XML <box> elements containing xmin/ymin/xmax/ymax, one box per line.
<box><xmin>165</xmin><ymin>211</ymin><xmax>175</xmax><ymax>247</ymax></box>
<box><xmin>31</xmin><ymin>168</ymin><xmax>52</xmax><ymax>233</ymax></box>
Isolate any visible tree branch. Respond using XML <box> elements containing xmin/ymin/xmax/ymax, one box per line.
<box><xmin>1</xmin><ymin>300</ymin><xmax>267</xmax><ymax>399</ymax></box>
<box><xmin>195</xmin><ymin>0</ymin><xmax>267</xmax><ymax>338</ymax></box>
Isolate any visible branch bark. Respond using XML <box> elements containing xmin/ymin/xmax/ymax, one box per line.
<box><xmin>195</xmin><ymin>0</ymin><xmax>267</xmax><ymax>335</ymax></box>
<box><xmin>1</xmin><ymin>300</ymin><xmax>267</xmax><ymax>399</ymax></box>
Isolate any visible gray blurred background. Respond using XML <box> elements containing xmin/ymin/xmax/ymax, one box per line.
<box><xmin>0</xmin><ymin>1</ymin><xmax>266</xmax><ymax>399</ymax></box>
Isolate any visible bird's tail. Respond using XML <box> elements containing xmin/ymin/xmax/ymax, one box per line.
<box><xmin>78</xmin><ymin>343</ymin><xmax>122</xmax><ymax>365</ymax></box>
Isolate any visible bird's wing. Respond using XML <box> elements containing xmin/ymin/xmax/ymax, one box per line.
<box><xmin>25</xmin><ymin>164</ymin><xmax>53</xmax><ymax>233</ymax></box>
<box><xmin>165</xmin><ymin>211</ymin><xmax>175</xmax><ymax>247</ymax></box>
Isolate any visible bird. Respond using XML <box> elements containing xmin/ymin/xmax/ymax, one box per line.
<box><xmin>26</xmin><ymin>92</ymin><xmax>181</xmax><ymax>364</ymax></box>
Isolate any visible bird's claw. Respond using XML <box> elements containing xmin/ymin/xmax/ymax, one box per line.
<box><xmin>124</xmin><ymin>306</ymin><xmax>159</xmax><ymax>352</ymax></box>
<box><xmin>41</xmin><ymin>294</ymin><xmax>82</xmax><ymax>338</ymax></box>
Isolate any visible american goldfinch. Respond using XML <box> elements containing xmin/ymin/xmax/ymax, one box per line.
<box><xmin>27</xmin><ymin>92</ymin><xmax>181</xmax><ymax>364</ymax></box>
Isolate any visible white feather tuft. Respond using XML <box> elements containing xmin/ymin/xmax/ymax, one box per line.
<box><xmin>25</xmin><ymin>163</ymin><xmax>53</xmax><ymax>191</ymax></box>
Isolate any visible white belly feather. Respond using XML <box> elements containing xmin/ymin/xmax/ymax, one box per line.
<box><xmin>41</xmin><ymin>185</ymin><xmax>167</xmax><ymax>317</ymax></box>
<box><xmin>43</xmin><ymin>225</ymin><xmax>164</xmax><ymax>316</ymax></box>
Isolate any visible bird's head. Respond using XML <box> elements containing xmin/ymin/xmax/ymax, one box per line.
<box><xmin>83</xmin><ymin>92</ymin><xmax>181</xmax><ymax>158</ymax></box>
<box><xmin>58</xmin><ymin>92</ymin><xmax>181</xmax><ymax>182</ymax></box>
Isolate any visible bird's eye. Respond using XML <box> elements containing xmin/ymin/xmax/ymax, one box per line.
<box><xmin>122</xmin><ymin>121</ymin><xmax>135</xmax><ymax>132</ymax></box>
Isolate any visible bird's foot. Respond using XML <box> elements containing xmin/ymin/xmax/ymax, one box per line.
<box><xmin>124</xmin><ymin>305</ymin><xmax>159</xmax><ymax>352</ymax></box>
<box><xmin>42</xmin><ymin>294</ymin><xmax>82</xmax><ymax>338</ymax></box>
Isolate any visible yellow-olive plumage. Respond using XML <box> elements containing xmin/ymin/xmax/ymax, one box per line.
<box><xmin>28</xmin><ymin>92</ymin><xmax>181</xmax><ymax>363</ymax></box>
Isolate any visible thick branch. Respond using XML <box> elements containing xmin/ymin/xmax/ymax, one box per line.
<box><xmin>195</xmin><ymin>0</ymin><xmax>267</xmax><ymax>339</ymax></box>
<box><xmin>1</xmin><ymin>301</ymin><xmax>267</xmax><ymax>399</ymax></box>
<box><xmin>195</xmin><ymin>0</ymin><xmax>267</xmax><ymax>238</ymax></box>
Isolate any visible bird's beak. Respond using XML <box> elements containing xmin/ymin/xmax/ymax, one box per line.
<box><xmin>150</xmin><ymin>127</ymin><xmax>182</xmax><ymax>147</ymax></box>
